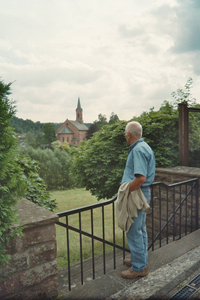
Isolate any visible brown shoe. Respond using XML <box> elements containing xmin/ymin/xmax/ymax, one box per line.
<box><xmin>124</xmin><ymin>258</ymin><xmax>131</xmax><ymax>267</ymax></box>
<box><xmin>121</xmin><ymin>265</ymin><xmax>149</xmax><ymax>279</ymax></box>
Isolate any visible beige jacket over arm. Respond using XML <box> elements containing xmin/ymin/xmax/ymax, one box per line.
<box><xmin>116</xmin><ymin>182</ymin><xmax>150</xmax><ymax>232</ymax></box>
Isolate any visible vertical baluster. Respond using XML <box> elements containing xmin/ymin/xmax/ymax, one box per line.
<box><xmin>91</xmin><ymin>208</ymin><xmax>95</xmax><ymax>279</ymax></box>
<box><xmin>195</xmin><ymin>179</ymin><xmax>199</xmax><ymax>230</ymax></box>
<box><xmin>190</xmin><ymin>182</ymin><xmax>193</xmax><ymax>232</ymax></box>
<box><xmin>102</xmin><ymin>206</ymin><xmax>106</xmax><ymax>274</ymax></box>
<box><xmin>179</xmin><ymin>185</ymin><xmax>182</xmax><ymax>239</ymax></box>
<box><xmin>151</xmin><ymin>186</ymin><xmax>154</xmax><ymax>251</ymax></box>
<box><xmin>112</xmin><ymin>201</ymin><xmax>116</xmax><ymax>269</ymax></box>
<box><xmin>79</xmin><ymin>211</ymin><xmax>83</xmax><ymax>285</ymax></box>
<box><xmin>173</xmin><ymin>186</ymin><xmax>175</xmax><ymax>241</ymax></box>
<box><xmin>166</xmin><ymin>186</ymin><xmax>169</xmax><ymax>244</ymax></box>
<box><xmin>185</xmin><ymin>184</ymin><xmax>188</xmax><ymax>236</ymax></box>
<box><xmin>123</xmin><ymin>230</ymin><xmax>126</xmax><ymax>261</ymax></box>
<box><xmin>66</xmin><ymin>215</ymin><xmax>71</xmax><ymax>291</ymax></box>
<box><xmin>159</xmin><ymin>185</ymin><xmax>161</xmax><ymax>247</ymax></box>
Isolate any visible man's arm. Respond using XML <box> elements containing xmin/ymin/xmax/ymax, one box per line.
<box><xmin>129</xmin><ymin>174</ymin><xmax>146</xmax><ymax>193</ymax></box>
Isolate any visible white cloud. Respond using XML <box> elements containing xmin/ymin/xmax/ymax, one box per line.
<box><xmin>1</xmin><ymin>0</ymin><xmax>200</xmax><ymax>123</ymax></box>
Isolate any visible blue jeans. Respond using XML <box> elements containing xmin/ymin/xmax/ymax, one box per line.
<box><xmin>126</xmin><ymin>187</ymin><xmax>150</xmax><ymax>272</ymax></box>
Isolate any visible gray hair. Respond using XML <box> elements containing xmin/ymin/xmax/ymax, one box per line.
<box><xmin>125</xmin><ymin>121</ymin><xmax>142</xmax><ymax>138</ymax></box>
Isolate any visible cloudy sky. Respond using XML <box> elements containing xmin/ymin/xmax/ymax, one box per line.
<box><xmin>1</xmin><ymin>0</ymin><xmax>200</xmax><ymax>124</ymax></box>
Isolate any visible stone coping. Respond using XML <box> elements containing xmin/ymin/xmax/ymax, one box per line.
<box><xmin>156</xmin><ymin>166</ymin><xmax>200</xmax><ymax>178</ymax></box>
<box><xmin>13</xmin><ymin>198</ymin><xmax>59</xmax><ymax>229</ymax></box>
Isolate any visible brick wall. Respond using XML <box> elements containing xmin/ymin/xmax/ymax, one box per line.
<box><xmin>0</xmin><ymin>198</ymin><xmax>59</xmax><ymax>300</ymax></box>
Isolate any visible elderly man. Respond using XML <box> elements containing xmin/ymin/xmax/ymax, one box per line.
<box><xmin>120</xmin><ymin>121</ymin><xmax>155</xmax><ymax>279</ymax></box>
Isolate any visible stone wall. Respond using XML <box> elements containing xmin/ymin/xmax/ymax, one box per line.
<box><xmin>0</xmin><ymin>198</ymin><xmax>59</xmax><ymax>300</ymax></box>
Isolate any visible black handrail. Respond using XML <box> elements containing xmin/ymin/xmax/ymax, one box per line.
<box><xmin>56</xmin><ymin>178</ymin><xmax>199</xmax><ymax>291</ymax></box>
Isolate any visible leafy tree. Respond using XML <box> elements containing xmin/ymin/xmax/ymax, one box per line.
<box><xmin>109</xmin><ymin>112</ymin><xmax>119</xmax><ymax>124</ymax></box>
<box><xmin>171</xmin><ymin>77</ymin><xmax>196</xmax><ymax>108</ymax></box>
<box><xmin>94</xmin><ymin>113</ymin><xmax>108</xmax><ymax>130</ymax></box>
<box><xmin>19</xmin><ymin>146</ymin><xmax>74</xmax><ymax>190</ymax></box>
<box><xmin>10</xmin><ymin>116</ymin><xmax>44</xmax><ymax>134</ymax></box>
<box><xmin>17</xmin><ymin>155</ymin><xmax>57</xmax><ymax>211</ymax></box>
<box><xmin>86</xmin><ymin>123</ymin><xmax>99</xmax><ymax>139</ymax></box>
<box><xmin>135</xmin><ymin>101</ymin><xmax>179</xmax><ymax>167</ymax></box>
<box><xmin>35</xmin><ymin>132</ymin><xmax>44</xmax><ymax>148</ymax></box>
<box><xmin>25</xmin><ymin>131</ymin><xmax>35</xmax><ymax>145</ymax></box>
<box><xmin>71</xmin><ymin>101</ymin><xmax>181</xmax><ymax>200</ymax></box>
<box><xmin>42</xmin><ymin>123</ymin><xmax>56</xmax><ymax>145</ymax></box>
<box><xmin>71</xmin><ymin>121</ymin><xmax>128</xmax><ymax>200</ymax></box>
<box><xmin>0</xmin><ymin>80</ymin><xmax>26</xmax><ymax>265</ymax></box>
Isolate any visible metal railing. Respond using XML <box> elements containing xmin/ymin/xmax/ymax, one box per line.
<box><xmin>56</xmin><ymin>178</ymin><xmax>199</xmax><ymax>290</ymax></box>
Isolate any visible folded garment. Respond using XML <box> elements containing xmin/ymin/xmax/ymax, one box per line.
<box><xmin>116</xmin><ymin>182</ymin><xmax>150</xmax><ymax>232</ymax></box>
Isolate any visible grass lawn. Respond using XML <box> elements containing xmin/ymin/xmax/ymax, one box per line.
<box><xmin>51</xmin><ymin>188</ymin><xmax>125</xmax><ymax>270</ymax></box>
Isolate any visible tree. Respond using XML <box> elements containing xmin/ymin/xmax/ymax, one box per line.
<box><xmin>135</xmin><ymin>101</ymin><xmax>179</xmax><ymax>167</ymax></box>
<box><xmin>0</xmin><ymin>80</ymin><xmax>25</xmax><ymax>265</ymax></box>
<box><xmin>42</xmin><ymin>123</ymin><xmax>56</xmax><ymax>145</ymax></box>
<box><xmin>19</xmin><ymin>146</ymin><xmax>74</xmax><ymax>190</ymax></box>
<box><xmin>17</xmin><ymin>155</ymin><xmax>57</xmax><ymax>211</ymax></box>
<box><xmin>171</xmin><ymin>77</ymin><xmax>196</xmax><ymax>108</ymax></box>
<box><xmin>72</xmin><ymin>101</ymin><xmax>180</xmax><ymax>200</ymax></box>
<box><xmin>109</xmin><ymin>112</ymin><xmax>119</xmax><ymax>124</ymax></box>
<box><xmin>86</xmin><ymin>123</ymin><xmax>99</xmax><ymax>139</ymax></box>
<box><xmin>94</xmin><ymin>114</ymin><xmax>108</xmax><ymax>130</ymax></box>
<box><xmin>72</xmin><ymin>121</ymin><xmax>128</xmax><ymax>200</ymax></box>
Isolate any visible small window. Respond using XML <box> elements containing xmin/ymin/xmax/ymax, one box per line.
<box><xmin>67</xmin><ymin>137</ymin><xmax>69</xmax><ymax>142</ymax></box>
<box><xmin>63</xmin><ymin>137</ymin><xmax>65</xmax><ymax>142</ymax></box>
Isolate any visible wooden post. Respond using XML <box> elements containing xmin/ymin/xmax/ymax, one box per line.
<box><xmin>178</xmin><ymin>103</ymin><xmax>189</xmax><ymax>166</ymax></box>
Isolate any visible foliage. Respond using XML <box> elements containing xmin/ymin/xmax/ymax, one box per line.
<box><xmin>171</xmin><ymin>76</ymin><xmax>200</xmax><ymax>166</ymax></box>
<box><xmin>71</xmin><ymin>121</ymin><xmax>129</xmax><ymax>200</ymax></box>
<box><xmin>86</xmin><ymin>123</ymin><xmax>99</xmax><ymax>139</ymax></box>
<box><xmin>171</xmin><ymin>77</ymin><xmax>196</xmax><ymax>108</ymax></box>
<box><xmin>19</xmin><ymin>146</ymin><xmax>74</xmax><ymax>190</ymax></box>
<box><xmin>94</xmin><ymin>113</ymin><xmax>108</xmax><ymax>130</ymax></box>
<box><xmin>86</xmin><ymin>112</ymin><xmax>120</xmax><ymax>139</ymax></box>
<box><xmin>71</xmin><ymin>101</ymin><xmax>181</xmax><ymax>200</ymax></box>
<box><xmin>17</xmin><ymin>155</ymin><xmax>57</xmax><ymax>211</ymax></box>
<box><xmin>0</xmin><ymin>80</ymin><xmax>26</xmax><ymax>265</ymax></box>
<box><xmin>109</xmin><ymin>112</ymin><xmax>119</xmax><ymax>124</ymax></box>
<box><xmin>134</xmin><ymin>101</ymin><xmax>179</xmax><ymax>167</ymax></box>
<box><xmin>10</xmin><ymin>116</ymin><xmax>44</xmax><ymax>134</ymax></box>
<box><xmin>42</xmin><ymin>123</ymin><xmax>56</xmax><ymax>145</ymax></box>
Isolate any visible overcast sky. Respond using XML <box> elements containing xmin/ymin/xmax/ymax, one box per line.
<box><xmin>1</xmin><ymin>0</ymin><xmax>200</xmax><ymax>124</ymax></box>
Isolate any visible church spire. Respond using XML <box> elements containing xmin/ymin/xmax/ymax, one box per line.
<box><xmin>77</xmin><ymin>97</ymin><xmax>82</xmax><ymax>111</ymax></box>
<box><xmin>76</xmin><ymin>97</ymin><xmax>83</xmax><ymax>123</ymax></box>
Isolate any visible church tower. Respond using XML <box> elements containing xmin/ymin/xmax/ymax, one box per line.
<box><xmin>76</xmin><ymin>97</ymin><xmax>83</xmax><ymax>123</ymax></box>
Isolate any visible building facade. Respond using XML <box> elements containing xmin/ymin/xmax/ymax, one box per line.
<box><xmin>56</xmin><ymin>98</ymin><xmax>89</xmax><ymax>146</ymax></box>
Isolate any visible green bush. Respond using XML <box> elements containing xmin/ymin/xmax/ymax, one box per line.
<box><xmin>71</xmin><ymin>101</ymin><xmax>180</xmax><ymax>200</ymax></box>
<box><xmin>71</xmin><ymin>121</ymin><xmax>129</xmax><ymax>200</ymax></box>
<box><xmin>17</xmin><ymin>155</ymin><xmax>57</xmax><ymax>211</ymax></box>
<box><xmin>19</xmin><ymin>147</ymin><xmax>74</xmax><ymax>190</ymax></box>
<box><xmin>0</xmin><ymin>80</ymin><xmax>26</xmax><ymax>265</ymax></box>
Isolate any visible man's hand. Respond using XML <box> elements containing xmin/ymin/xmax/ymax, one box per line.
<box><xmin>129</xmin><ymin>174</ymin><xmax>146</xmax><ymax>193</ymax></box>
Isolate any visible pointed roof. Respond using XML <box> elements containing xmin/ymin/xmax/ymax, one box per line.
<box><xmin>76</xmin><ymin>97</ymin><xmax>82</xmax><ymax>111</ymax></box>
<box><xmin>57</xmin><ymin>126</ymin><xmax>73</xmax><ymax>134</ymax></box>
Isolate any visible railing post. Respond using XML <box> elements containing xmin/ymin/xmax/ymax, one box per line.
<box><xmin>195</xmin><ymin>179</ymin><xmax>199</xmax><ymax>230</ymax></box>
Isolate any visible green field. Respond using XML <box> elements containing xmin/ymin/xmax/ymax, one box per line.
<box><xmin>51</xmin><ymin>188</ymin><xmax>125</xmax><ymax>270</ymax></box>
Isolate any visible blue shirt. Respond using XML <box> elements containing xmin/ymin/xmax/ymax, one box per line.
<box><xmin>121</xmin><ymin>138</ymin><xmax>156</xmax><ymax>188</ymax></box>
